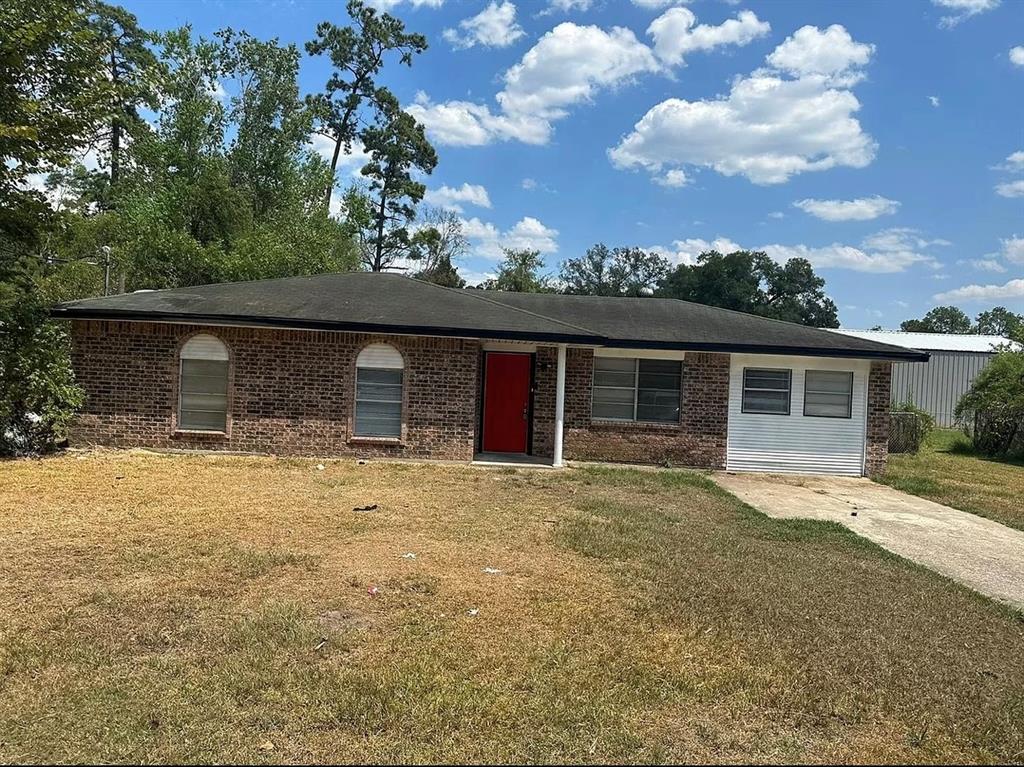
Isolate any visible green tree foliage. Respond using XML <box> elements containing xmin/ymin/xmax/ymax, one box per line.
<box><xmin>353</xmin><ymin>97</ymin><xmax>437</xmax><ymax>271</ymax></box>
<box><xmin>480</xmin><ymin>248</ymin><xmax>549</xmax><ymax>293</ymax></box>
<box><xmin>305</xmin><ymin>0</ymin><xmax>427</xmax><ymax>206</ymax></box>
<box><xmin>955</xmin><ymin>351</ymin><xmax>1024</xmax><ymax>457</ymax></box>
<box><xmin>559</xmin><ymin>244</ymin><xmax>669</xmax><ymax>297</ymax></box>
<box><xmin>975</xmin><ymin>306</ymin><xmax>1024</xmax><ymax>341</ymax></box>
<box><xmin>0</xmin><ymin>0</ymin><xmax>108</xmax><ymax>207</ymax></box>
<box><xmin>0</xmin><ymin>256</ymin><xmax>82</xmax><ymax>456</ymax></box>
<box><xmin>91</xmin><ymin>2</ymin><xmax>162</xmax><ymax>200</ymax></box>
<box><xmin>900</xmin><ymin>306</ymin><xmax>973</xmax><ymax>334</ymax></box>
<box><xmin>657</xmin><ymin>250</ymin><xmax>840</xmax><ymax>328</ymax></box>
<box><xmin>411</xmin><ymin>208</ymin><xmax>467</xmax><ymax>288</ymax></box>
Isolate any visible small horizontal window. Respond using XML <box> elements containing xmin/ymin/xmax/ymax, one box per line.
<box><xmin>741</xmin><ymin>368</ymin><xmax>791</xmax><ymax>415</ymax></box>
<box><xmin>804</xmin><ymin>370</ymin><xmax>853</xmax><ymax>418</ymax></box>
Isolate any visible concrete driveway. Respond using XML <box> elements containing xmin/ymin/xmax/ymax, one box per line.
<box><xmin>714</xmin><ymin>472</ymin><xmax>1024</xmax><ymax>612</ymax></box>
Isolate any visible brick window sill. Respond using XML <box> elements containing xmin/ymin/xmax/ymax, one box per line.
<box><xmin>173</xmin><ymin>429</ymin><xmax>229</xmax><ymax>440</ymax></box>
<box><xmin>589</xmin><ymin>419</ymin><xmax>681</xmax><ymax>433</ymax></box>
<box><xmin>348</xmin><ymin>435</ymin><xmax>403</xmax><ymax>446</ymax></box>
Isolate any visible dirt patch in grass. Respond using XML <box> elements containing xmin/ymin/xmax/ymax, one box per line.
<box><xmin>883</xmin><ymin>429</ymin><xmax>1024</xmax><ymax>532</ymax></box>
<box><xmin>1</xmin><ymin>451</ymin><xmax>1023</xmax><ymax>763</ymax></box>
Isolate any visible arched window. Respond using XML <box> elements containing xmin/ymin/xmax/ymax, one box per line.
<box><xmin>354</xmin><ymin>343</ymin><xmax>404</xmax><ymax>438</ymax></box>
<box><xmin>179</xmin><ymin>334</ymin><xmax>229</xmax><ymax>432</ymax></box>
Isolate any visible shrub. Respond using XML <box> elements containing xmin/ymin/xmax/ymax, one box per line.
<box><xmin>954</xmin><ymin>351</ymin><xmax>1024</xmax><ymax>458</ymax></box>
<box><xmin>0</xmin><ymin>258</ymin><xmax>83</xmax><ymax>457</ymax></box>
<box><xmin>889</xmin><ymin>399</ymin><xmax>934</xmax><ymax>454</ymax></box>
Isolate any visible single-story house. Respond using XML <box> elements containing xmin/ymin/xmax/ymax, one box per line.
<box><xmin>836</xmin><ymin>329</ymin><xmax>1015</xmax><ymax>427</ymax></box>
<box><xmin>51</xmin><ymin>272</ymin><xmax>928</xmax><ymax>476</ymax></box>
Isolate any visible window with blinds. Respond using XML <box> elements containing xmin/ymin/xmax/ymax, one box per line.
<box><xmin>354</xmin><ymin>344</ymin><xmax>404</xmax><ymax>437</ymax></box>
<box><xmin>741</xmin><ymin>368</ymin><xmax>791</xmax><ymax>415</ymax></box>
<box><xmin>592</xmin><ymin>357</ymin><xmax>681</xmax><ymax>424</ymax></box>
<box><xmin>178</xmin><ymin>334</ymin><xmax>229</xmax><ymax>431</ymax></box>
<box><xmin>804</xmin><ymin>370</ymin><xmax>854</xmax><ymax>418</ymax></box>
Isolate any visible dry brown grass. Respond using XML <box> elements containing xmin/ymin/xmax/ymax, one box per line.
<box><xmin>1</xmin><ymin>450</ymin><xmax>1023</xmax><ymax>764</ymax></box>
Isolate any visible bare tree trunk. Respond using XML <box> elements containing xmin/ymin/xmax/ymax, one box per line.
<box><xmin>373</xmin><ymin>185</ymin><xmax>388</xmax><ymax>271</ymax></box>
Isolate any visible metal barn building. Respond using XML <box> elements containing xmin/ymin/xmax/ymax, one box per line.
<box><xmin>836</xmin><ymin>330</ymin><xmax>1014</xmax><ymax>427</ymax></box>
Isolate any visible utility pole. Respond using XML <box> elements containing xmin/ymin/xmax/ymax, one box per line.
<box><xmin>100</xmin><ymin>246</ymin><xmax>112</xmax><ymax>296</ymax></box>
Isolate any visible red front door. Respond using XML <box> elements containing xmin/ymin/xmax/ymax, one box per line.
<box><xmin>481</xmin><ymin>353</ymin><xmax>532</xmax><ymax>453</ymax></box>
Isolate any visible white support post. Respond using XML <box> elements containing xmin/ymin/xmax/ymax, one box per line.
<box><xmin>553</xmin><ymin>343</ymin><xmax>567</xmax><ymax>467</ymax></box>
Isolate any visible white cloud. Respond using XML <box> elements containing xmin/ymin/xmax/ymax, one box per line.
<box><xmin>932</xmin><ymin>0</ymin><xmax>1000</xmax><ymax>28</ymax></box>
<box><xmin>462</xmin><ymin>215</ymin><xmax>559</xmax><ymax>259</ymax></box>
<box><xmin>1002</xmin><ymin>236</ymin><xmax>1024</xmax><ymax>263</ymax></box>
<box><xmin>761</xmin><ymin>243</ymin><xmax>935</xmax><ymax>273</ymax></box>
<box><xmin>929</xmin><ymin>95</ymin><xmax>941</xmax><ymax>107</ymax></box>
<box><xmin>411</xmin><ymin>23</ymin><xmax>661</xmax><ymax>146</ymax></box>
<box><xmin>766</xmin><ymin>24</ymin><xmax>874</xmax><ymax>83</ymax></box>
<box><xmin>407</xmin><ymin>95</ymin><xmax>549</xmax><ymax>146</ymax></box>
<box><xmin>648</xmin><ymin>7</ymin><xmax>769</xmax><ymax>67</ymax></box>
<box><xmin>648</xmin><ymin>237</ymin><xmax>743</xmax><ymax>266</ymax></box>
<box><xmin>415</xmin><ymin>10</ymin><xmax>766</xmax><ymax>148</ymax></box>
<box><xmin>1012</xmin><ymin>46</ymin><xmax>1024</xmax><ymax>66</ymax></box>
<box><xmin>422</xmin><ymin>183</ymin><xmax>492</xmax><ymax>213</ymax></box>
<box><xmin>862</xmin><ymin>227</ymin><xmax>951</xmax><ymax>252</ymax></box>
<box><xmin>962</xmin><ymin>258</ymin><xmax>1007</xmax><ymax>272</ymax></box>
<box><xmin>650</xmin><ymin>227</ymin><xmax>947</xmax><ymax>273</ymax></box>
<box><xmin>443</xmin><ymin>2</ymin><xmax>524</xmax><ymax>50</ymax></box>
<box><xmin>632</xmin><ymin>0</ymin><xmax>684</xmax><ymax>8</ymax></box>
<box><xmin>521</xmin><ymin>178</ymin><xmax>537</xmax><ymax>191</ymax></box>
<box><xmin>935</xmin><ymin>279</ymin><xmax>1024</xmax><ymax>302</ymax></box>
<box><xmin>544</xmin><ymin>0</ymin><xmax>592</xmax><ymax>13</ymax></box>
<box><xmin>996</xmin><ymin>179</ymin><xmax>1024</xmax><ymax>198</ymax></box>
<box><xmin>497</xmin><ymin>23</ymin><xmax>661</xmax><ymax>120</ymax></box>
<box><xmin>610</xmin><ymin>24</ymin><xmax>876</xmax><ymax>186</ymax></box>
<box><xmin>793</xmin><ymin>195</ymin><xmax>900</xmax><ymax>221</ymax></box>
<box><xmin>997</xmin><ymin>150</ymin><xmax>1024</xmax><ymax>171</ymax></box>
<box><xmin>366</xmin><ymin>0</ymin><xmax>445</xmax><ymax>9</ymax></box>
<box><xmin>654</xmin><ymin>169</ymin><xmax>689</xmax><ymax>187</ymax></box>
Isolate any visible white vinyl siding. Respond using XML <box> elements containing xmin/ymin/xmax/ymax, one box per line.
<box><xmin>354</xmin><ymin>344</ymin><xmax>403</xmax><ymax>438</ymax></box>
<box><xmin>178</xmin><ymin>335</ymin><xmax>229</xmax><ymax>432</ymax></box>
<box><xmin>727</xmin><ymin>354</ymin><xmax>869</xmax><ymax>476</ymax></box>
<box><xmin>592</xmin><ymin>357</ymin><xmax>681</xmax><ymax>424</ymax></box>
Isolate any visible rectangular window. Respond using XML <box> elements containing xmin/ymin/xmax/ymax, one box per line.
<box><xmin>355</xmin><ymin>368</ymin><xmax>403</xmax><ymax>437</ymax></box>
<box><xmin>179</xmin><ymin>358</ymin><xmax>228</xmax><ymax>431</ymax></box>
<box><xmin>592</xmin><ymin>357</ymin><xmax>681</xmax><ymax>423</ymax></box>
<box><xmin>804</xmin><ymin>370</ymin><xmax>854</xmax><ymax>418</ymax></box>
<box><xmin>741</xmin><ymin>368</ymin><xmax>791</xmax><ymax>415</ymax></box>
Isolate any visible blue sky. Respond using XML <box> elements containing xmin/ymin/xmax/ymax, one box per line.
<box><xmin>121</xmin><ymin>0</ymin><xmax>1024</xmax><ymax>328</ymax></box>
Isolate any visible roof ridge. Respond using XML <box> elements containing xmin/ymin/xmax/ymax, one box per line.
<box><xmin>406</xmin><ymin>276</ymin><xmax>603</xmax><ymax>339</ymax></box>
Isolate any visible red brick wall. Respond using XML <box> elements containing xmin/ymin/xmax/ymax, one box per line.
<box><xmin>532</xmin><ymin>348</ymin><xmax>731</xmax><ymax>468</ymax></box>
<box><xmin>865</xmin><ymin>361</ymin><xmax>892</xmax><ymax>477</ymax></box>
<box><xmin>69</xmin><ymin>321</ymin><xmax>481</xmax><ymax>460</ymax></box>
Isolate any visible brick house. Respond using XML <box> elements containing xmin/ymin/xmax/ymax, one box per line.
<box><xmin>51</xmin><ymin>272</ymin><xmax>927</xmax><ymax>476</ymax></box>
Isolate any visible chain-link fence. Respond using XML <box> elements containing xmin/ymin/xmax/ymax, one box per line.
<box><xmin>889</xmin><ymin>411</ymin><xmax>930</xmax><ymax>454</ymax></box>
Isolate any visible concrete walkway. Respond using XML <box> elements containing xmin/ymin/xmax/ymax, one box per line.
<box><xmin>714</xmin><ymin>472</ymin><xmax>1024</xmax><ymax>612</ymax></box>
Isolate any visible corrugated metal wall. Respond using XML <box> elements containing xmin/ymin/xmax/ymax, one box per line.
<box><xmin>890</xmin><ymin>351</ymin><xmax>994</xmax><ymax>427</ymax></box>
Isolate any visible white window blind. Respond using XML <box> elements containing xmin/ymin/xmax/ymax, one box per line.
<box><xmin>592</xmin><ymin>357</ymin><xmax>681</xmax><ymax>423</ymax></box>
<box><xmin>355</xmin><ymin>344</ymin><xmax>404</xmax><ymax>437</ymax></box>
<box><xmin>179</xmin><ymin>334</ymin><xmax>228</xmax><ymax>431</ymax></box>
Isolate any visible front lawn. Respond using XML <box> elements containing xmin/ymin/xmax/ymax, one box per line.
<box><xmin>882</xmin><ymin>429</ymin><xmax>1024</xmax><ymax>532</ymax></box>
<box><xmin>2</xmin><ymin>452</ymin><xmax>1023</xmax><ymax>763</ymax></box>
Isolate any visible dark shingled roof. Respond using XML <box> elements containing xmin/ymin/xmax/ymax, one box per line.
<box><xmin>51</xmin><ymin>272</ymin><xmax>928</xmax><ymax>361</ymax></box>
